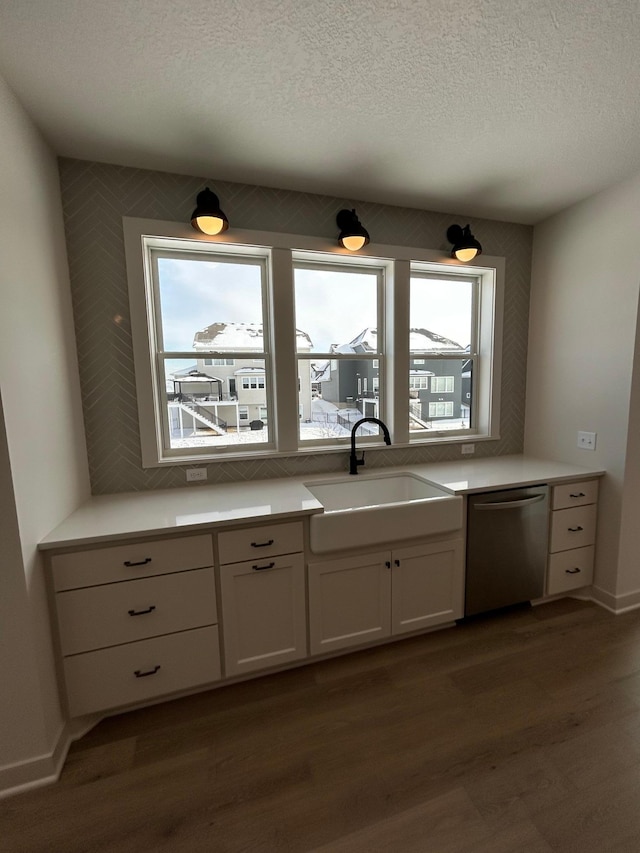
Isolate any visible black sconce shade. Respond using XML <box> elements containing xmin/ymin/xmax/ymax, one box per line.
<box><xmin>446</xmin><ymin>224</ymin><xmax>482</xmax><ymax>262</ymax></box>
<box><xmin>337</xmin><ymin>209</ymin><xmax>370</xmax><ymax>251</ymax></box>
<box><xmin>191</xmin><ymin>188</ymin><xmax>229</xmax><ymax>236</ymax></box>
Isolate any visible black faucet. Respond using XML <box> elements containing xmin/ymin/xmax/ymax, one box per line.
<box><xmin>349</xmin><ymin>417</ymin><xmax>391</xmax><ymax>474</ymax></box>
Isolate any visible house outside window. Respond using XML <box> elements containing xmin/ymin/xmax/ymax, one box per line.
<box><xmin>124</xmin><ymin>220</ymin><xmax>503</xmax><ymax>466</ymax></box>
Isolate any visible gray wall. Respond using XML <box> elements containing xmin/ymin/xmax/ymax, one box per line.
<box><xmin>59</xmin><ymin>158</ymin><xmax>533</xmax><ymax>495</ymax></box>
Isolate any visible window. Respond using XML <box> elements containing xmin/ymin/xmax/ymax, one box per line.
<box><xmin>124</xmin><ymin>219</ymin><xmax>502</xmax><ymax>466</ymax></box>
<box><xmin>241</xmin><ymin>374</ymin><xmax>265</xmax><ymax>390</ymax></box>
<box><xmin>429</xmin><ymin>401</ymin><xmax>454</xmax><ymax>418</ymax></box>
<box><xmin>204</xmin><ymin>357</ymin><xmax>235</xmax><ymax>366</ymax></box>
<box><xmin>409</xmin><ymin>376</ymin><xmax>430</xmax><ymax>390</ymax></box>
<box><xmin>409</xmin><ymin>272</ymin><xmax>475</xmax><ymax>435</ymax></box>
<box><xmin>431</xmin><ymin>376</ymin><xmax>455</xmax><ymax>393</ymax></box>
<box><xmin>131</xmin><ymin>240</ymin><xmax>273</xmax><ymax>460</ymax></box>
<box><xmin>293</xmin><ymin>261</ymin><xmax>384</xmax><ymax>443</ymax></box>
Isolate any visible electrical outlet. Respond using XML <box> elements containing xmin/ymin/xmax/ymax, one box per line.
<box><xmin>461</xmin><ymin>443</ymin><xmax>475</xmax><ymax>455</ymax></box>
<box><xmin>186</xmin><ymin>468</ymin><xmax>207</xmax><ymax>482</ymax></box>
<box><xmin>577</xmin><ymin>431</ymin><xmax>597</xmax><ymax>451</ymax></box>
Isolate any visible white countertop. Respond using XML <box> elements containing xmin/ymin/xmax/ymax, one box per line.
<box><xmin>39</xmin><ymin>455</ymin><xmax>605</xmax><ymax>551</ymax></box>
<box><xmin>404</xmin><ymin>455</ymin><xmax>605</xmax><ymax>495</ymax></box>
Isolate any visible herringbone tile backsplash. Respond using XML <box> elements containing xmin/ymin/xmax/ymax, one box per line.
<box><xmin>59</xmin><ymin>159</ymin><xmax>533</xmax><ymax>495</ymax></box>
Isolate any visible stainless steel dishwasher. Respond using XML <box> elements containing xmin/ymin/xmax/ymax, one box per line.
<box><xmin>465</xmin><ymin>485</ymin><xmax>549</xmax><ymax>617</ymax></box>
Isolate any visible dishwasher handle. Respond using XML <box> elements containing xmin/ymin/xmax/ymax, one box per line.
<box><xmin>475</xmin><ymin>494</ymin><xmax>547</xmax><ymax>510</ymax></box>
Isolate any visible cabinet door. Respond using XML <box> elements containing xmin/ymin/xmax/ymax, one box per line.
<box><xmin>391</xmin><ymin>539</ymin><xmax>464</xmax><ymax>635</ymax></box>
<box><xmin>308</xmin><ymin>552</ymin><xmax>391</xmax><ymax>656</ymax></box>
<box><xmin>220</xmin><ymin>553</ymin><xmax>307</xmax><ymax>677</ymax></box>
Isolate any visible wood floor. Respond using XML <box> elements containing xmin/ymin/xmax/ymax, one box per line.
<box><xmin>5</xmin><ymin>599</ymin><xmax>640</xmax><ymax>852</ymax></box>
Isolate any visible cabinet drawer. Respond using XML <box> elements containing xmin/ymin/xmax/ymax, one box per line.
<box><xmin>56</xmin><ymin>568</ymin><xmax>217</xmax><ymax>656</ymax></box>
<box><xmin>217</xmin><ymin>522</ymin><xmax>303</xmax><ymax>565</ymax></box>
<box><xmin>63</xmin><ymin>625</ymin><xmax>221</xmax><ymax>717</ymax></box>
<box><xmin>547</xmin><ymin>546</ymin><xmax>595</xmax><ymax>595</ymax></box>
<box><xmin>552</xmin><ymin>480</ymin><xmax>599</xmax><ymax>510</ymax></box>
<box><xmin>550</xmin><ymin>504</ymin><xmax>597</xmax><ymax>552</ymax></box>
<box><xmin>51</xmin><ymin>534</ymin><xmax>214</xmax><ymax>591</ymax></box>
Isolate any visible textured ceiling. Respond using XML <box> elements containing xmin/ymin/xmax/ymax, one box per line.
<box><xmin>1</xmin><ymin>0</ymin><xmax>640</xmax><ymax>224</ymax></box>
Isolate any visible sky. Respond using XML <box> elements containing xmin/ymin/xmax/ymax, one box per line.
<box><xmin>156</xmin><ymin>256</ymin><xmax>473</xmax><ymax>359</ymax></box>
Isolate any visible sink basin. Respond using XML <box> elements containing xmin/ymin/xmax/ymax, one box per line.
<box><xmin>306</xmin><ymin>473</ymin><xmax>463</xmax><ymax>553</ymax></box>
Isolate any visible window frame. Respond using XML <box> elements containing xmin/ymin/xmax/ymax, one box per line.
<box><xmin>124</xmin><ymin>218</ymin><xmax>503</xmax><ymax>467</ymax></box>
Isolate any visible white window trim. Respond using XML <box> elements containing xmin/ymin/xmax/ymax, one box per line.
<box><xmin>124</xmin><ymin>217</ymin><xmax>503</xmax><ymax>467</ymax></box>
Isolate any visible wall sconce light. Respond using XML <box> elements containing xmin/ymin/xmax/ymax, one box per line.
<box><xmin>337</xmin><ymin>209</ymin><xmax>370</xmax><ymax>251</ymax></box>
<box><xmin>446</xmin><ymin>224</ymin><xmax>482</xmax><ymax>262</ymax></box>
<box><xmin>190</xmin><ymin>188</ymin><xmax>229</xmax><ymax>236</ymax></box>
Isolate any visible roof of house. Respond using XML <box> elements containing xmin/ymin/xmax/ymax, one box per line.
<box><xmin>193</xmin><ymin>322</ymin><xmax>312</xmax><ymax>351</ymax></box>
<box><xmin>332</xmin><ymin>327</ymin><xmax>463</xmax><ymax>354</ymax></box>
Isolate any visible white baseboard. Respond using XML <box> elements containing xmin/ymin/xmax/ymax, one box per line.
<box><xmin>590</xmin><ymin>585</ymin><xmax>640</xmax><ymax>614</ymax></box>
<box><xmin>0</xmin><ymin>715</ymin><xmax>100</xmax><ymax>800</ymax></box>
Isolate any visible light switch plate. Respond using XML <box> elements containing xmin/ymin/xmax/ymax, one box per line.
<box><xmin>577</xmin><ymin>431</ymin><xmax>597</xmax><ymax>451</ymax></box>
<box><xmin>461</xmin><ymin>443</ymin><xmax>475</xmax><ymax>455</ymax></box>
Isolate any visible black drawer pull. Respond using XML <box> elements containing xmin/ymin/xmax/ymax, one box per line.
<box><xmin>252</xmin><ymin>562</ymin><xmax>275</xmax><ymax>571</ymax></box>
<box><xmin>569</xmin><ymin>492</ymin><xmax>586</xmax><ymax>498</ymax></box>
<box><xmin>394</xmin><ymin>559</ymin><xmax>400</xmax><ymax>567</ymax></box>
<box><xmin>123</xmin><ymin>557</ymin><xmax>152</xmax><ymax>567</ymax></box>
<box><xmin>568</xmin><ymin>526</ymin><xmax>584</xmax><ymax>532</ymax></box>
<box><xmin>385</xmin><ymin>561</ymin><xmax>391</xmax><ymax>569</ymax></box>
<box><xmin>134</xmin><ymin>665</ymin><xmax>161</xmax><ymax>678</ymax></box>
<box><xmin>128</xmin><ymin>605</ymin><xmax>156</xmax><ymax>616</ymax></box>
<box><xmin>565</xmin><ymin>567</ymin><xmax>582</xmax><ymax>574</ymax></box>
<box><xmin>251</xmin><ymin>539</ymin><xmax>274</xmax><ymax>548</ymax></box>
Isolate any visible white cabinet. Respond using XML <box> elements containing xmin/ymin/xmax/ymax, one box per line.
<box><xmin>391</xmin><ymin>540</ymin><xmax>465</xmax><ymax>635</ymax></box>
<box><xmin>547</xmin><ymin>480</ymin><xmax>598</xmax><ymax>595</ymax></box>
<box><xmin>308</xmin><ymin>552</ymin><xmax>392</xmax><ymax>655</ymax></box>
<box><xmin>218</xmin><ymin>522</ymin><xmax>307</xmax><ymax>676</ymax></box>
<box><xmin>308</xmin><ymin>538</ymin><xmax>464</xmax><ymax>656</ymax></box>
<box><xmin>49</xmin><ymin>534</ymin><xmax>221</xmax><ymax>717</ymax></box>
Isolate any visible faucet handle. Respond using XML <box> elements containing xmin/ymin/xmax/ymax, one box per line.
<box><xmin>357</xmin><ymin>450</ymin><xmax>365</xmax><ymax>467</ymax></box>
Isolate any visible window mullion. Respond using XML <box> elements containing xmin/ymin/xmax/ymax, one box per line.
<box><xmin>389</xmin><ymin>259</ymin><xmax>410</xmax><ymax>444</ymax></box>
<box><xmin>270</xmin><ymin>247</ymin><xmax>298</xmax><ymax>452</ymax></box>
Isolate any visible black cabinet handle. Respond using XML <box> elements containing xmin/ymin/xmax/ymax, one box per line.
<box><xmin>134</xmin><ymin>665</ymin><xmax>160</xmax><ymax>678</ymax></box>
<box><xmin>565</xmin><ymin>567</ymin><xmax>582</xmax><ymax>574</ymax></box>
<box><xmin>252</xmin><ymin>562</ymin><xmax>275</xmax><ymax>571</ymax></box>
<box><xmin>123</xmin><ymin>557</ymin><xmax>152</xmax><ymax>567</ymax></box>
<box><xmin>251</xmin><ymin>539</ymin><xmax>274</xmax><ymax>548</ymax></box>
<box><xmin>569</xmin><ymin>492</ymin><xmax>586</xmax><ymax>498</ymax></box>
<box><xmin>128</xmin><ymin>605</ymin><xmax>156</xmax><ymax>616</ymax></box>
<box><xmin>568</xmin><ymin>526</ymin><xmax>584</xmax><ymax>532</ymax></box>
<box><xmin>385</xmin><ymin>561</ymin><xmax>391</xmax><ymax>569</ymax></box>
<box><xmin>394</xmin><ymin>559</ymin><xmax>400</xmax><ymax>567</ymax></box>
